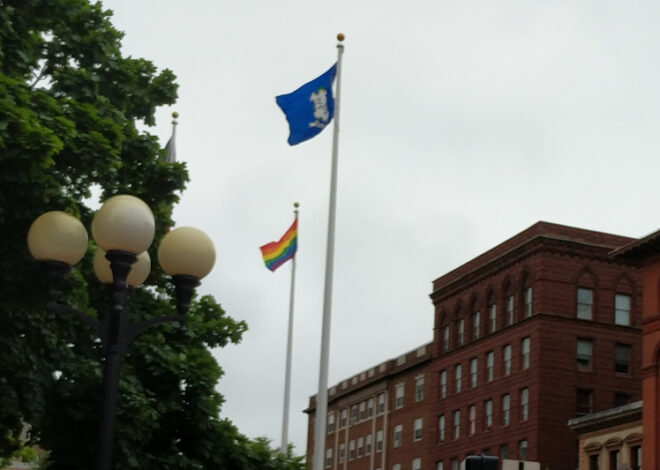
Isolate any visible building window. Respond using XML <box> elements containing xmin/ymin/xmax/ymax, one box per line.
<box><xmin>470</xmin><ymin>358</ymin><xmax>478</xmax><ymax>388</ymax></box>
<box><xmin>415</xmin><ymin>376</ymin><xmax>425</xmax><ymax>402</ymax></box>
<box><xmin>520</xmin><ymin>388</ymin><xmax>529</xmax><ymax>421</ymax></box>
<box><xmin>349</xmin><ymin>440</ymin><xmax>355</xmax><ymax>460</ymax></box>
<box><xmin>576</xmin><ymin>388</ymin><xmax>593</xmax><ymax>416</ymax></box>
<box><xmin>455</xmin><ymin>364</ymin><xmax>462</xmax><ymax>393</ymax></box>
<box><xmin>437</xmin><ymin>462</ymin><xmax>444</xmax><ymax>470</ymax></box>
<box><xmin>631</xmin><ymin>445</ymin><xmax>641</xmax><ymax>470</ymax></box>
<box><xmin>443</xmin><ymin>325</ymin><xmax>450</xmax><ymax>352</ymax></box>
<box><xmin>359</xmin><ymin>401</ymin><xmax>366</xmax><ymax>420</ymax></box>
<box><xmin>614</xmin><ymin>392</ymin><xmax>631</xmax><ymax>407</ymax></box>
<box><xmin>350</xmin><ymin>405</ymin><xmax>358</xmax><ymax>424</ymax></box>
<box><xmin>440</xmin><ymin>370</ymin><xmax>447</xmax><ymax>398</ymax></box>
<box><xmin>367</xmin><ymin>397</ymin><xmax>374</xmax><ymax>417</ymax></box>
<box><xmin>503</xmin><ymin>344</ymin><xmax>511</xmax><ymax>376</ymax></box>
<box><xmin>486</xmin><ymin>351</ymin><xmax>494</xmax><ymax>382</ymax></box>
<box><xmin>485</xmin><ymin>399</ymin><xmax>493</xmax><ymax>429</ymax></box>
<box><xmin>453</xmin><ymin>410</ymin><xmax>460</xmax><ymax>438</ymax></box>
<box><xmin>615</xmin><ymin>294</ymin><xmax>631</xmax><ymax>326</ymax></box>
<box><xmin>340</xmin><ymin>408</ymin><xmax>347</xmax><ymax>428</ymax></box>
<box><xmin>506</xmin><ymin>295</ymin><xmax>514</xmax><ymax>325</ymax></box>
<box><xmin>502</xmin><ymin>394</ymin><xmax>510</xmax><ymax>426</ymax></box>
<box><xmin>521</xmin><ymin>337</ymin><xmax>530</xmax><ymax>370</ymax></box>
<box><xmin>339</xmin><ymin>443</ymin><xmax>345</xmax><ymax>463</ymax></box>
<box><xmin>469</xmin><ymin>405</ymin><xmax>476</xmax><ymax>435</ymax></box>
<box><xmin>451</xmin><ymin>458</ymin><xmax>459</xmax><ymax>470</ymax></box>
<box><xmin>577</xmin><ymin>339</ymin><xmax>593</xmax><ymax>371</ymax></box>
<box><xmin>615</xmin><ymin>343</ymin><xmax>631</xmax><ymax>374</ymax></box>
<box><xmin>327</xmin><ymin>412</ymin><xmax>335</xmax><ymax>433</ymax></box>
<box><xmin>325</xmin><ymin>448</ymin><xmax>332</xmax><ymax>468</ymax></box>
<box><xmin>393</xmin><ymin>464</ymin><xmax>401</xmax><ymax>470</ymax></box>
<box><xmin>438</xmin><ymin>414</ymin><xmax>445</xmax><ymax>441</ymax></box>
<box><xmin>412</xmin><ymin>457</ymin><xmax>422</xmax><ymax>470</ymax></box>
<box><xmin>473</xmin><ymin>311</ymin><xmax>480</xmax><ymax>339</ymax></box>
<box><xmin>366</xmin><ymin>434</ymin><xmax>372</xmax><ymax>455</ymax></box>
<box><xmin>357</xmin><ymin>437</ymin><xmax>364</xmax><ymax>458</ymax></box>
<box><xmin>577</xmin><ymin>288</ymin><xmax>594</xmax><ymax>320</ymax></box>
<box><xmin>500</xmin><ymin>444</ymin><xmax>509</xmax><ymax>459</ymax></box>
<box><xmin>518</xmin><ymin>439</ymin><xmax>528</xmax><ymax>460</ymax></box>
<box><xmin>376</xmin><ymin>430</ymin><xmax>383</xmax><ymax>452</ymax></box>
<box><xmin>414</xmin><ymin>417</ymin><xmax>423</xmax><ymax>441</ymax></box>
<box><xmin>377</xmin><ymin>393</ymin><xmax>385</xmax><ymax>414</ymax></box>
<box><xmin>588</xmin><ymin>453</ymin><xmax>599</xmax><ymax>470</ymax></box>
<box><xmin>489</xmin><ymin>303</ymin><xmax>497</xmax><ymax>332</ymax></box>
<box><xmin>525</xmin><ymin>287</ymin><xmax>533</xmax><ymax>318</ymax></box>
<box><xmin>395</xmin><ymin>383</ymin><xmax>404</xmax><ymax>409</ymax></box>
<box><xmin>458</xmin><ymin>319</ymin><xmax>465</xmax><ymax>346</ymax></box>
<box><xmin>609</xmin><ymin>449</ymin><xmax>619</xmax><ymax>470</ymax></box>
<box><xmin>394</xmin><ymin>424</ymin><xmax>403</xmax><ymax>448</ymax></box>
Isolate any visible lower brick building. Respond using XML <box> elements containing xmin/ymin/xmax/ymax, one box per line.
<box><xmin>305</xmin><ymin>222</ymin><xmax>643</xmax><ymax>470</ymax></box>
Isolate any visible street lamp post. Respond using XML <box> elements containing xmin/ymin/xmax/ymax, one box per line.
<box><xmin>27</xmin><ymin>194</ymin><xmax>216</xmax><ymax>470</ymax></box>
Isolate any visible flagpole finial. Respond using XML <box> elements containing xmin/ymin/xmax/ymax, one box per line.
<box><xmin>172</xmin><ymin>111</ymin><xmax>179</xmax><ymax>122</ymax></box>
<box><xmin>337</xmin><ymin>33</ymin><xmax>345</xmax><ymax>42</ymax></box>
<box><xmin>294</xmin><ymin>202</ymin><xmax>300</xmax><ymax>209</ymax></box>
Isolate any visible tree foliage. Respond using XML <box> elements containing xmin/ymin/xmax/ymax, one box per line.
<box><xmin>0</xmin><ymin>1</ymin><xmax>304</xmax><ymax>468</ymax></box>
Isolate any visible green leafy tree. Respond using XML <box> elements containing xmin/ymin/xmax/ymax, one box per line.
<box><xmin>0</xmin><ymin>1</ymin><xmax>304</xmax><ymax>469</ymax></box>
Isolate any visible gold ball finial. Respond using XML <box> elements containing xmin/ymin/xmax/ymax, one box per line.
<box><xmin>337</xmin><ymin>33</ymin><xmax>345</xmax><ymax>42</ymax></box>
<box><xmin>172</xmin><ymin>111</ymin><xmax>179</xmax><ymax>119</ymax></box>
<box><xmin>294</xmin><ymin>202</ymin><xmax>300</xmax><ymax>208</ymax></box>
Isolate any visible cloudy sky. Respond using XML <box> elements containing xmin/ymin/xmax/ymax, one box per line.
<box><xmin>102</xmin><ymin>0</ymin><xmax>660</xmax><ymax>455</ymax></box>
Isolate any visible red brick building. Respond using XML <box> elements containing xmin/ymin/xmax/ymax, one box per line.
<box><xmin>305</xmin><ymin>222</ymin><xmax>643</xmax><ymax>470</ymax></box>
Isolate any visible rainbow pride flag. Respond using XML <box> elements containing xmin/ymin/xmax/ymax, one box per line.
<box><xmin>260</xmin><ymin>220</ymin><xmax>298</xmax><ymax>271</ymax></box>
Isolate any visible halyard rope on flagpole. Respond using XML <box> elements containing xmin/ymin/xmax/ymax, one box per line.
<box><xmin>312</xmin><ymin>33</ymin><xmax>345</xmax><ymax>470</ymax></box>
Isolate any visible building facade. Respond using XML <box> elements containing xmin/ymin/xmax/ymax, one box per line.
<box><xmin>306</xmin><ymin>222</ymin><xmax>643</xmax><ymax>470</ymax></box>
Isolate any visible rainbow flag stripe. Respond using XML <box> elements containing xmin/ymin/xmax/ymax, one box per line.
<box><xmin>260</xmin><ymin>219</ymin><xmax>298</xmax><ymax>271</ymax></box>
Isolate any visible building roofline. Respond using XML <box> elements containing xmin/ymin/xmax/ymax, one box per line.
<box><xmin>567</xmin><ymin>400</ymin><xmax>642</xmax><ymax>431</ymax></box>
<box><xmin>610</xmin><ymin>228</ymin><xmax>660</xmax><ymax>261</ymax></box>
<box><xmin>304</xmin><ymin>341</ymin><xmax>432</xmax><ymax>413</ymax></box>
<box><xmin>431</xmin><ymin>221</ymin><xmax>634</xmax><ymax>296</ymax></box>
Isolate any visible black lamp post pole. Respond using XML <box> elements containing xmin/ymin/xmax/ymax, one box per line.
<box><xmin>43</xmin><ymin>249</ymin><xmax>198</xmax><ymax>470</ymax></box>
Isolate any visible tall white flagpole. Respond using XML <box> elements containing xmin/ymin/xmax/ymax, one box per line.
<box><xmin>280</xmin><ymin>202</ymin><xmax>299</xmax><ymax>454</ymax></box>
<box><xmin>312</xmin><ymin>33</ymin><xmax>345</xmax><ymax>470</ymax></box>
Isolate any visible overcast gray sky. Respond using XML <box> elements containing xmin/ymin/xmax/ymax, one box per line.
<box><xmin>102</xmin><ymin>0</ymin><xmax>660</xmax><ymax>455</ymax></box>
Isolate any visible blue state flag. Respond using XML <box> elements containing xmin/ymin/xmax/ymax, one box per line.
<box><xmin>276</xmin><ymin>64</ymin><xmax>337</xmax><ymax>146</ymax></box>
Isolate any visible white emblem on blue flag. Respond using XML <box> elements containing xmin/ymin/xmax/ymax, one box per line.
<box><xmin>309</xmin><ymin>88</ymin><xmax>329</xmax><ymax>128</ymax></box>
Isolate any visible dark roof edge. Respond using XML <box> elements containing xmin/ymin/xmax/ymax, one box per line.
<box><xmin>567</xmin><ymin>400</ymin><xmax>642</xmax><ymax>430</ymax></box>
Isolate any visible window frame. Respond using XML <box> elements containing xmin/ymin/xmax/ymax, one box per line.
<box><xmin>485</xmin><ymin>399</ymin><xmax>493</xmax><ymax>429</ymax></box>
<box><xmin>440</xmin><ymin>370</ymin><xmax>447</xmax><ymax>399</ymax></box>
<box><xmin>615</xmin><ymin>293</ymin><xmax>631</xmax><ymax>326</ymax></box>
<box><xmin>577</xmin><ymin>338</ymin><xmax>594</xmax><ymax>371</ymax></box>
<box><xmin>577</xmin><ymin>287</ymin><xmax>594</xmax><ymax>320</ymax></box>
<box><xmin>438</xmin><ymin>414</ymin><xmax>445</xmax><ymax>441</ymax></box>
<box><xmin>413</xmin><ymin>417</ymin><xmax>423</xmax><ymax>442</ymax></box>
<box><xmin>521</xmin><ymin>336</ymin><xmax>530</xmax><ymax>370</ymax></box>
<box><xmin>455</xmin><ymin>364</ymin><xmax>462</xmax><ymax>394</ymax></box>
<box><xmin>395</xmin><ymin>383</ymin><xmax>405</xmax><ymax>409</ymax></box>
<box><xmin>415</xmin><ymin>376</ymin><xmax>425</xmax><ymax>402</ymax></box>
<box><xmin>473</xmin><ymin>311</ymin><xmax>480</xmax><ymax>339</ymax></box>
<box><xmin>614</xmin><ymin>343</ymin><xmax>632</xmax><ymax>375</ymax></box>
<box><xmin>502</xmin><ymin>394</ymin><xmax>511</xmax><ymax>426</ymax></box>
<box><xmin>503</xmin><ymin>344</ymin><xmax>512</xmax><ymax>376</ymax></box>
<box><xmin>520</xmin><ymin>387</ymin><xmax>529</xmax><ymax>421</ymax></box>
<box><xmin>393</xmin><ymin>424</ymin><xmax>403</xmax><ymax>448</ymax></box>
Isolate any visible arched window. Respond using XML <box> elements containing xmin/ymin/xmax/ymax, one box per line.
<box><xmin>576</xmin><ymin>268</ymin><xmax>597</xmax><ymax>321</ymax></box>
<box><xmin>613</xmin><ymin>273</ymin><xmax>635</xmax><ymax>327</ymax></box>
